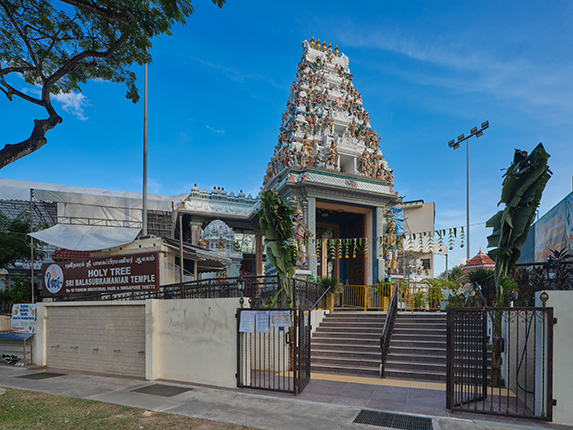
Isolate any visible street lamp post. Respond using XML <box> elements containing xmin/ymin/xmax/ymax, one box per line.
<box><xmin>448</xmin><ymin>121</ymin><xmax>489</xmax><ymax>261</ymax></box>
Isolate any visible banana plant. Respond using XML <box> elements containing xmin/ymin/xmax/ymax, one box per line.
<box><xmin>485</xmin><ymin>143</ymin><xmax>550</xmax><ymax>386</ymax></box>
<box><xmin>486</xmin><ymin>143</ymin><xmax>551</xmax><ymax>290</ymax></box>
<box><xmin>258</xmin><ymin>190</ymin><xmax>297</xmax><ymax>306</ymax></box>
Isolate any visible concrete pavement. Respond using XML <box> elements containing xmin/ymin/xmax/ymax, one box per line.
<box><xmin>1</xmin><ymin>364</ymin><xmax>571</xmax><ymax>430</ymax></box>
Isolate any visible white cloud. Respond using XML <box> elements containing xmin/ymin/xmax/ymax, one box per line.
<box><xmin>206</xmin><ymin>125</ymin><xmax>225</xmax><ymax>135</ymax></box>
<box><xmin>190</xmin><ymin>57</ymin><xmax>284</xmax><ymax>89</ymax></box>
<box><xmin>53</xmin><ymin>92</ymin><xmax>89</xmax><ymax>121</ymax></box>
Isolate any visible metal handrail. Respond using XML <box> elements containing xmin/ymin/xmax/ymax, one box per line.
<box><xmin>310</xmin><ymin>284</ymin><xmax>332</xmax><ymax>310</ymax></box>
<box><xmin>380</xmin><ymin>283</ymin><xmax>398</xmax><ymax>378</ymax></box>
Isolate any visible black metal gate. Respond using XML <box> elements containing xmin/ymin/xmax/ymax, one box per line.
<box><xmin>447</xmin><ymin>307</ymin><xmax>554</xmax><ymax>420</ymax></box>
<box><xmin>236</xmin><ymin>308</ymin><xmax>311</xmax><ymax>395</ymax></box>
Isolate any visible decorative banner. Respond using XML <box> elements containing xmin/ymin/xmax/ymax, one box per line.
<box><xmin>41</xmin><ymin>252</ymin><xmax>159</xmax><ymax>296</ymax></box>
<box><xmin>535</xmin><ymin>194</ymin><xmax>573</xmax><ymax>261</ymax></box>
<box><xmin>391</xmin><ymin>207</ymin><xmax>405</xmax><ymax>235</ymax></box>
<box><xmin>11</xmin><ymin>304</ymin><xmax>36</xmax><ymax>334</ymax></box>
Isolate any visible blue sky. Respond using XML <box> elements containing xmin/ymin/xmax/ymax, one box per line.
<box><xmin>2</xmin><ymin>0</ymin><xmax>572</xmax><ymax>272</ymax></box>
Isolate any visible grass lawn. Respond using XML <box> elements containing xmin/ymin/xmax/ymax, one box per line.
<box><xmin>0</xmin><ymin>388</ymin><xmax>253</xmax><ymax>429</ymax></box>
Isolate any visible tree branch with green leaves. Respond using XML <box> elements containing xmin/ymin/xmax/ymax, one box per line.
<box><xmin>0</xmin><ymin>0</ymin><xmax>226</xmax><ymax>169</ymax></box>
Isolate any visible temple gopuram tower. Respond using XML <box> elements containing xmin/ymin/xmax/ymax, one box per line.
<box><xmin>263</xmin><ymin>39</ymin><xmax>401</xmax><ymax>285</ymax></box>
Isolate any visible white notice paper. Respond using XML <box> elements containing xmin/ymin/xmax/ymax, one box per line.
<box><xmin>239</xmin><ymin>311</ymin><xmax>255</xmax><ymax>333</ymax></box>
<box><xmin>255</xmin><ymin>311</ymin><xmax>270</xmax><ymax>333</ymax></box>
<box><xmin>304</xmin><ymin>311</ymin><xmax>309</xmax><ymax>327</ymax></box>
<box><xmin>270</xmin><ymin>310</ymin><xmax>291</xmax><ymax>327</ymax></box>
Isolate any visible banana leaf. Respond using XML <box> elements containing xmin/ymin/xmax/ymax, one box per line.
<box><xmin>258</xmin><ymin>190</ymin><xmax>297</xmax><ymax>304</ymax></box>
<box><xmin>487</xmin><ymin>143</ymin><xmax>551</xmax><ymax>291</ymax></box>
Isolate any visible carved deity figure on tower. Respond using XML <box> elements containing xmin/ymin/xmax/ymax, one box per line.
<box><xmin>325</xmin><ymin>142</ymin><xmax>339</xmax><ymax>170</ymax></box>
<box><xmin>292</xmin><ymin>207</ymin><xmax>313</xmax><ymax>270</ymax></box>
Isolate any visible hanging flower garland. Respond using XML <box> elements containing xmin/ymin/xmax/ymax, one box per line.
<box><xmin>303</xmin><ymin>223</ymin><xmax>471</xmax><ymax>261</ymax></box>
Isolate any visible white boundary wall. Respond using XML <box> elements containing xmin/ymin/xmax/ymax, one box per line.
<box><xmin>33</xmin><ymin>300</ymin><xmax>324</xmax><ymax>390</ymax></box>
<box><xmin>535</xmin><ymin>291</ymin><xmax>573</xmax><ymax>426</ymax></box>
<box><xmin>146</xmin><ymin>298</ymin><xmax>243</xmax><ymax>387</ymax></box>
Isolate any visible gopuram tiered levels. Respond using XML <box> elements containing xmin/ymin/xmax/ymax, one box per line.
<box><xmin>262</xmin><ymin>38</ymin><xmax>401</xmax><ymax>285</ymax></box>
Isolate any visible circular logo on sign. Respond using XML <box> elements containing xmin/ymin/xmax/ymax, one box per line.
<box><xmin>45</xmin><ymin>264</ymin><xmax>64</xmax><ymax>294</ymax></box>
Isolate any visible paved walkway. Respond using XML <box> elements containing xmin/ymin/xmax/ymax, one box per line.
<box><xmin>1</xmin><ymin>364</ymin><xmax>571</xmax><ymax>430</ymax></box>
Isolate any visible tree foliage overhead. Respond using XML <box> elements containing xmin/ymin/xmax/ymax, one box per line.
<box><xmin>0</xmin><ymin>0</ymin><xmax>226</xmax><ymax>169</ymax></box>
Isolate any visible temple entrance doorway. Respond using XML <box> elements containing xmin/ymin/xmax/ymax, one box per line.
<box><xmin>315</xmin><ymin>202</ymin><xmax>370</xmax><ymax>286</ymax></box>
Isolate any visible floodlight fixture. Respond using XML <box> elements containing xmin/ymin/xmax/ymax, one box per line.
<box><xmin>446</xmin><ymin>120</ymin><xmax>490</xmax><ymax>260</ymax></box>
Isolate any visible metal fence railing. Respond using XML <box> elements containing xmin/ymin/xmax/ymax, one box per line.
<box><xmin>51</xmin><ymin>275</ymin><xmax>328</xmax><ymax>310</ymax></box>
<box><xmin>237</xmin><ymin>307</ymin><xmax>311</xmax><ymax>395</ymax></box>
<box><xmin>341</xmin><ymin>283</ymin><xmax>392</xmax><ymax>311</ymax></box>
<box><xmin>447</xmin><ymin>306</ymin><xmax>554</xmax><ymax>420</ymax></box>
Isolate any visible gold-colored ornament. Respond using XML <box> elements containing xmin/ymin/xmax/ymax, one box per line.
<box><xmin>309</xmin><ymin>37</ymin><xmax>315</xmax><ymax>49</ymax></box>
<box><xmin>334</xmin><ymin>45</ymin><xmax>339</xmax><ymax>56</ymax></box>
<box><xmin>322</xmin><ymin>41</ymin><xmax>327</xmax><ymax>52</ymax></box>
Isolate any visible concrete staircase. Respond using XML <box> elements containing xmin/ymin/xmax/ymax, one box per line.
<box><xmin>311</xmin><ymin>311</ymin><xmax>449</xmax><ymax>381</ymax></box>
<box><xmin>383</xmin><ymin>312</ymin><xmax>447</xmax><ymax>381</ymax></box>
<box><xmin>311</xmin><ymin>312</ymin><xmax>385</xmax><ymax>377</ymax></box>
<box><xmin>312</xmin><ymin>311</ymin><xmax>495</xmax><ymax>384</ymax></box>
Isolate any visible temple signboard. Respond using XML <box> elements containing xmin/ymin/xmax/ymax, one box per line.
<box><xmin>42</xmin><ymin>252</ymin><xmax>159</xmax><ymax>296</ymax></box>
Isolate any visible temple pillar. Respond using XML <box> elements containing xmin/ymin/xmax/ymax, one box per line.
<box><xmin>376</xmin><ymin>207</ymin><xmax>387</xmax><ymax>281</ymax></box>
<box><xmin>305</xmin><ymin>197</ymin><xmax>317</xmax><ymax>275</ymax></box>
<box><xmin>255</xmin><ymin>234</ymin><xmax>264</xmax><ymax>276</ymax></box>
<box><xmin>188</xmin><ymin>216</ymin><xmax>203</xmax><ymax>246</ymax></box>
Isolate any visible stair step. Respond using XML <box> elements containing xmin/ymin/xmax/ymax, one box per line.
<box><xmin>383</xmin><ymin>369</ymin><xmax>446</xmax><ymax>381</ymax></box>
<box><xmin>385</xmin><ymin>360</ymin><xmax>446</xmax><ymax>372</ymax></box>
<box><xmin>387</xmin><ymin>340</ymin><xmax>444</xmax><ymax>349</ymax></box>
<box><xmin>313</xmin><ymin>332</ymin><xmax>380</xmax><ymax>340</ymax></box>
<box><xmin>311</xmin><ymin>364</ymin><xmax>379</xmax><ymax>377</ymax></box>
<box><xmin>312</xmin><ymin>356</ymin><xmax>380</xmax><ymax>367</ymax></box>
<box><xmin>315</xmin><ymin>327</ymin><xmax>383</xmax><ymax>334</ymax></box>
<box><xmin>313</xmin><ymin>349</ymin><xmax>380</xmax><ymax>360</ymax></box>
<box><xmin>319</xmin><ymin>321</ymin><xmax>385</xmax><ymax>328</ymax></box>
<box><xmin>312</xmin><ymin>343</ymin><xmax>379</xmax><ymax>353</ymax></box>
<box><xmin>387</xmin><ymin>353</ymin><xmax>446</xmax><ymax>364</ymax></box>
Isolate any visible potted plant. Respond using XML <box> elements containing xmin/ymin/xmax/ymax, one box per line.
<box><xmin>373</xmin><ymin>279</ymin><xmax>391</xmax><ymax>310</ymax></box>
<box><xmin>317</xmin><ymin>276</ymin><xmax>340</xmax><ymax>313</ymax></box>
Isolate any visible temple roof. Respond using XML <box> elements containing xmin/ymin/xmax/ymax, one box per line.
<box><xmin>463</xmin><ymin>250</ymin><xmax>496</xmax><ymax>272</ymax></box>
<box><xmin>262</xmin><ymin>39</ymin><xmax>395</xmax><ymax>192</ymax></box>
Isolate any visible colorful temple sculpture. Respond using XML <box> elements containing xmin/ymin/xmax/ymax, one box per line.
<box><xmin>262</xmin><ymin>38</ymin><xmax>395</xmax><ymax>188</ymax></box>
